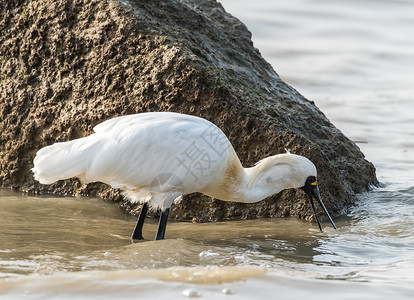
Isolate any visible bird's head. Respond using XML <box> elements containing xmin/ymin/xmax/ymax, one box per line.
<box><xmin>275</xmin><ymin>154</ymin><xmax>337</xmax><ymax>231</ymax></box>
<box><xmin>300</xmin><ymin>174</ymin><xmax>337</xmax><ymax>232</ymax></box>
<box><xmin>248</xmin><ymin>153</ymin><xmax>337</xmax><ymax>231</ymax></box>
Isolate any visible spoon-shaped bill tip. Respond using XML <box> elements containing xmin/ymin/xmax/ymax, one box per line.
<box><xmin>303</xmin><ymin>182</ymin><xmax>337</xmax><ymax>231</ymax></box>
<box><xmin>312</xmin><ymin>187</ymin><xmax>337</xmax><ymax>230</ymax></box>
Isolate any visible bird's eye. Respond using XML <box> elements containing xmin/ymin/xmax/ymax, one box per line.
<box><xmin>307</xmin><ymin>176</ymin><xmax>317</xmax><ymax>183</ymax></box>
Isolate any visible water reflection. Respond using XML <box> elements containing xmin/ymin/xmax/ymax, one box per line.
<box><xmin>314</xmin><ymin>184</ymin><xmax>414</xmax><ymax>274</ymax></box>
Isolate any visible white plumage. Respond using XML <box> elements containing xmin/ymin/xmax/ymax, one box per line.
<box><xmin>33</xmin><ymin>112</ymin><xmax>336</xmax><ymax>240</ymax></box>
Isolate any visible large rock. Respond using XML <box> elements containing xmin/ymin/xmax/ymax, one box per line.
<box><xmin>0</xmin><ymin>0</ymin><xmax>377</xmax><ymax>222</ymax></box>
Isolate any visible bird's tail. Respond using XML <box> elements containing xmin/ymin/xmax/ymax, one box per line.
<box><xmin>32</xmin><ymin>136</ymin><xmax>98</xmax><ymax>184</ymax></box>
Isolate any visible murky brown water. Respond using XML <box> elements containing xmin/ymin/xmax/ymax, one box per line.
<box><xmin>1</xmin><ymin>0</ymin><xmax>414</xmax><ymax>298</ymax></box>
<box><xmin>1</xmin><ymin>188</ymin><xmax>413</xmax><ymax>299</ymax></box>
<box><xmin>0</xmin><ymin>189</ymin><xmax>336</xmax><ymax>276</ymax></box>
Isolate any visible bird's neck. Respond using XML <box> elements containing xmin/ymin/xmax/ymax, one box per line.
<box><xmin>201</xmin><ymin>154</ymin><xmax>294</xmax><ymax>204</ymax></box>
<box><xmin>237</xmin><ymin>164</ymin><xmax>293</xmax><ymax>203</ymax></box>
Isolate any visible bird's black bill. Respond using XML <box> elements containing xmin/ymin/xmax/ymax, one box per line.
<box><xmin>311</xmin><ymin>186</ymin><xmax>337</xmax><ymax>230</ymax></box>
<box><xmin>302</xmin><ymin>177</ymin><xmax>337</xmax><ymax>231</ymax></box>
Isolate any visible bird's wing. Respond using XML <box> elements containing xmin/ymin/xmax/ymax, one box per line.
<box><xmin>84</xmin><ymin>113</ymin><xmax>233</xmax><ymax>194</ymax></box>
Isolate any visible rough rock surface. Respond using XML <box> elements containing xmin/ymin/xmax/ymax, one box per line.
<box><xmin>0</xmin><ymin>0</ymin><xmax>377</xmax><ymax>222</ymax></box>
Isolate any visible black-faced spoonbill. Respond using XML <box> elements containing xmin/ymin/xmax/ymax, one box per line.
<box><xmin>32</xmin><ymin>112</ymin><xmax>337</xmax><ymax>240</ymax></box>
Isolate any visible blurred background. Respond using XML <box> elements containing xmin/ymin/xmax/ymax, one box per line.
<box><xmin>220</xmin><ymin>0</ymin><xmax>414</xmax><ymax>181</ymax></box>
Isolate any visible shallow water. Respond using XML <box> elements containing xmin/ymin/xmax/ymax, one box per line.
<box><xmin>1</xmin><ymin>0</ymin><xmax>414</xmax><ymax>298</ymax></box>
<box><xmin>0</xmin><ymin>189</ymin><xmax>413</xmax><ymax>298</ymax></box>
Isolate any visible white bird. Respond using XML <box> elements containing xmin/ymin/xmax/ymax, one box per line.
<box><xmin>32</xmin><ymin>112</ymin><xmax>336</xmax><ymax>240</ymax></box>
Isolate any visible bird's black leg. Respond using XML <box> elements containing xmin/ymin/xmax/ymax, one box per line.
<box><xmin>155</xmin><ymin>208</ymin><xmax>170</xmax><ymax>240</ymax></box>
<box><xmin>131</xmin><ymin>202</ymin><xmax>149</xmax><ymax>240</ymax></box>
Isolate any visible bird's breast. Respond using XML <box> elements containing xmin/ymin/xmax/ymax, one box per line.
<box><xmin>200</xmin><ymin>150</ymin><xmax>245</xmax><ymax>202</ymax></box>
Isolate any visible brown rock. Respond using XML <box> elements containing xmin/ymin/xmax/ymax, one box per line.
<box><xmin>0</xmin><ymin>0</ymin><xmax>377</xmax><ymax>223</ymax></box>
